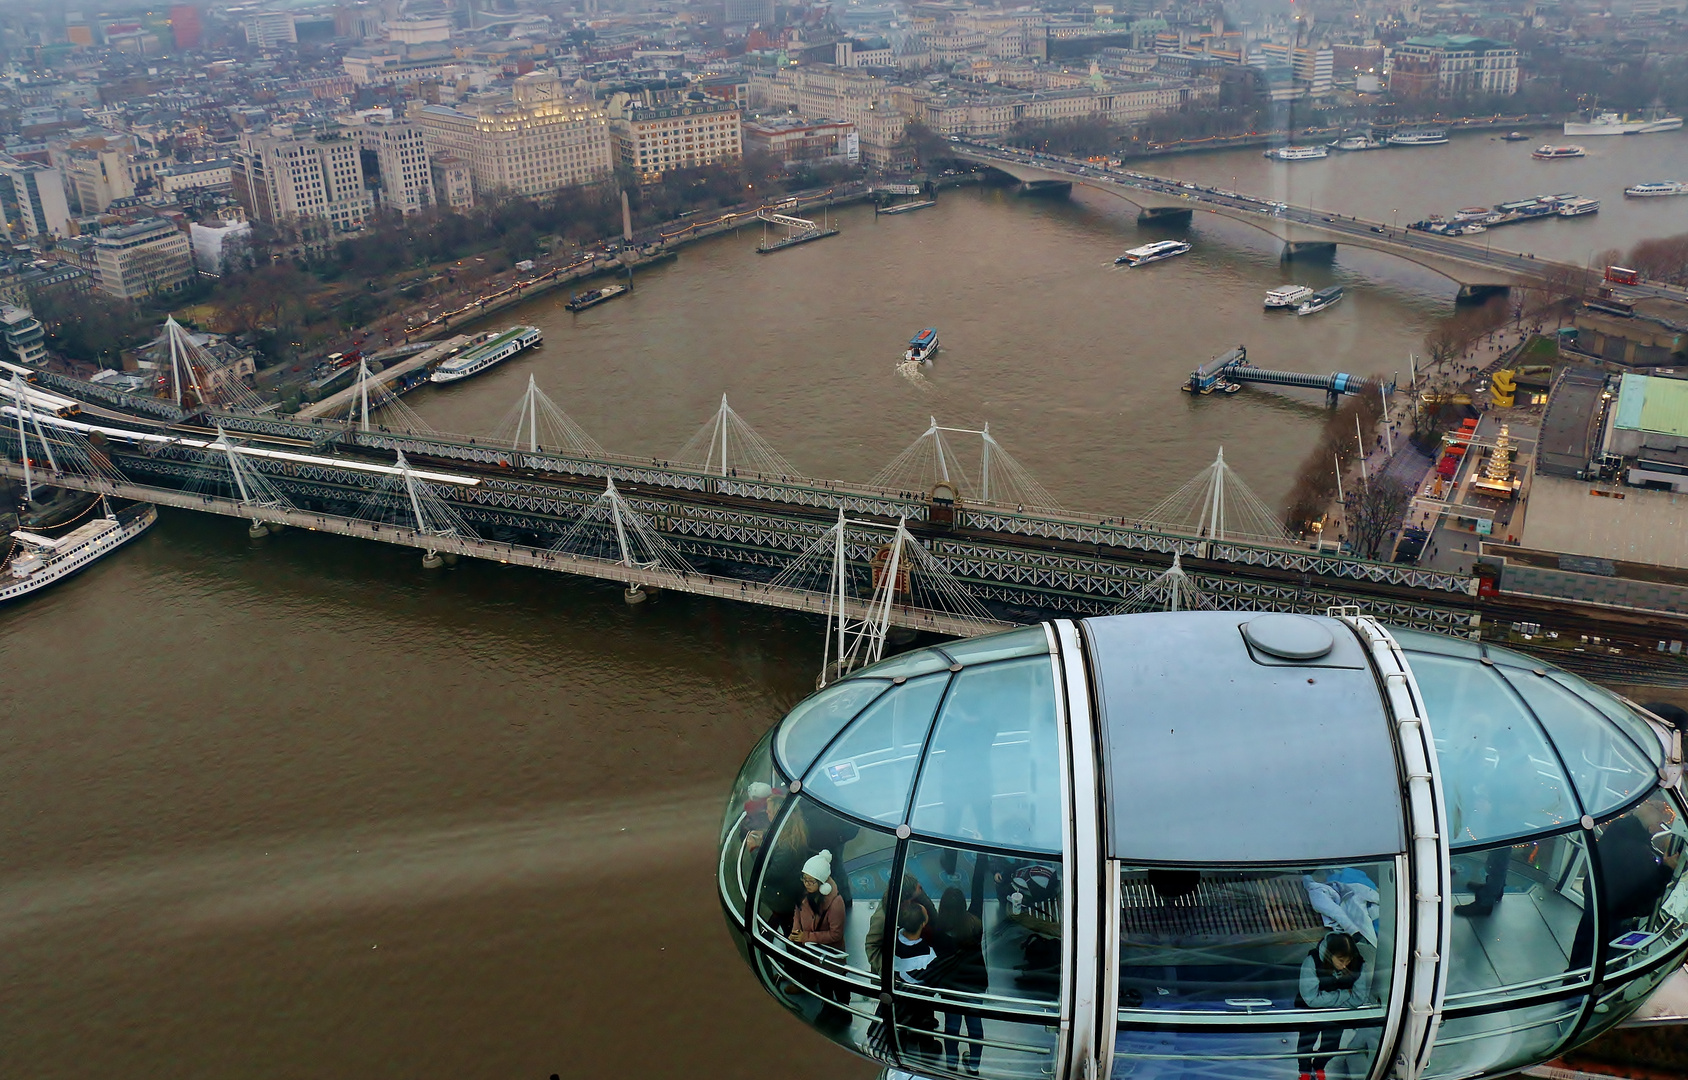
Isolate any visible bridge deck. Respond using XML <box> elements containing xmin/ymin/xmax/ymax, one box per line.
<box><xmin>5</xmin><ymin>465</ymin><xmax>1008</xmax><ymax>641</ymax></box>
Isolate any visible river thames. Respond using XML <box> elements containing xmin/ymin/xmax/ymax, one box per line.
<box><xmin>4</xmin><ymin>130</ymin><xmax>1685</xmax><ymax>1078</ymax></box>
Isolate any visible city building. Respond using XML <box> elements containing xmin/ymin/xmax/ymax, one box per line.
<box><xmin>898</xmin><ymin>76</ymin><xmax>1207</xmax><ymax>139</ymax></box>
<box><xmin>0</xmin><ymin>304</ymin><xmax>48</xmax><ymax>366</ymax></box>
<box><xmin>1251</xmin><ymin>43</ymin><xmax>1334</xmax><ymax>96</ymax></box>
<box><xmin>723</xmin><ymin>0</ymin><xmax>775</xmax><ymax>25</ymax></box>
<box><xmin>60</xmin><ymin>148</ymin><xmax>135</xmax><ymax>213</ymax></box>
<box><xmin>1572</xmin><ymin>297</ymin><xmax>1688</xmax><ymax>369</ymax></box>
<box><xmin>92</xmin><ymin>217</ymin><xmax>194</xmax><ymax>300</ymax></box>
<box><xmin>355</xmin><ymin>118</ymin><xmax>433</xmax><ymax>215</ymax></box>
<box><xmin>243</xmin><ymin>11</ymin><xmax>298</xmax><ymax>50</ymax></box>
<box><xmin>606</xmin><ymin>95</ymin><xmax>742</xmax><ymax>182</ymax></box>
<box><xmin>429</xmin><ymin>155</ymin><xmax>474</xmax><ymax>211</ymax></box>
<box><xmin>1602</xmin><ymin>372</ymin><xmax>1688</xmax><ymax>491</ymax></box>
<box><xmin>413</xmin><ymin>73</ymin><xmax>614</xmax><ymax>198</ymax></box>
<box><xmin>1389</xmin><ymin>35</ymin><xmax>1519</xmax><ymax>97</ymax></box>
<box><xmin>750</xmin><ymin>66</ymin><xmax>906</xmax><ymax>168</ymax></box>
<box><xmin>742</xmin><ymin>116</ymin><xmax>859</xmax><ymax>166</ymax></box>
<box><xmin>170</xmin><ymin>4</ymin><xmax>202</xmax><ymax>51</ymax></box>
<box><xmin>157</xmin><ymin>159</ymin><xmax>234</xmax><ymax>194</ymax></box>
<box><xmin>387</xmin><ymin>16</ymin><xmax>451</xmax><ymax>44</ymax></box>
<box><xmin>719</xmin><ymin>612</ymin><xmax>1688</xmax><ymax>1080</ymax></box>
<box><xmin>233</xmin><ymin>128</ymin><xmax>374</xmax><ymax>234</ymax></box>
<box><xmin>189</xmin><ymin>220</ymin><xmax>251</xmax><ymax>274</ymax></box>
<box><xmin>0</xmin><ymin>157</ymin><xmax>72</xmax><ymax>240</ymax></box>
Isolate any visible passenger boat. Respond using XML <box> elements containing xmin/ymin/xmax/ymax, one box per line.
<box><xmin>1264</xmin><ymin>284</ymin><xmax>1314</xmax><ymax>309</ymax></box>
<box><xmin>1264</xmin><ymin>145</ymin><xmax>1329</xmax><ymax>161</ymax></box>
<box><xmin>2</xmin><ymin>500</ymin><xmax>156</xmax><ymax>605</ymax></box>
<box><xmin>1332</xmin><ymin>135</ymin><xmax>1384</xmax><ymax>151</ymax></box>
<box><xmin>904</xmin><ymin>327</ymin><xmax>939</xmax><ymax>364</ymax></box>
<box><xmin>429</xmin><ymin>325</ymin><xmax>542</xmax><ymax>384</ymax></box>
<box><xmin>1532</xmin><ymin>144</ymin><xmax>1586</xmax><ymax>160</ymax></box>
<box><xmin>1453</xmin><ymin>206</ymin><xmax>1494</xmax><ymax>221</ymax></box>
<box><xmin>1116</xmin><ymin>240</ymin><xmax>1191</xmax><ymax>267</ymax></box>
<box><xmin>1388</xmin><ymin>129</ymin><xmax>1449</xmax><ymax>146</ymax></box>
<box><xmin>1565</xmin><ymin>111</ymin><xmax>1684</xmax><ymax>136</ymax></box>
<box><xmin>1557</xmin><ymin>197</ymin><xmax>1600</xmax><ymax>217</ymax></box>
<box><xmin>565</xmin><ymin>283</ymin><xmax>627</xmax><ymax>312</ymax></box>
<box><xmin>1296</xmin><ymin>286</ymin><xmax>1344</xmax><ymax>316</ymax></box>
<box><xmin>1502</xmin><ymin>131</ymin><xmax>1531</xmax><ymax>141</ymax></box>
<box><xmin>1624</xmin><ymin>181</ymin><xmax>1688</xmax><ymax>198</ymax></box>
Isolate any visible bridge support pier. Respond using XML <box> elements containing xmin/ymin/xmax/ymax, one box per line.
<box><xmin>1456</xmin><ymin>283</ymin><xmax>1511</xmax><ymax>306</ymax></box>
<box><xmin>1282</xmin><ymin>242</ymin><xmax>1337</xmax><ymax>262</ymax></box>
<box><xmin>247</xmin><ymin>521</ymin><xmax>269</xmax><ymax>538</ymax></box>
<box><xmin>422</xmin><ymin>549</ymin><xmax>443</xmax><ymax>569</ymax></box>
<box><xmin>1016</xmin><ymin>179</ymin><xmax>1071</xmax><ymax>199</ymax></box>
<box><xmin>624</xmin><ymin>584</ymin><xmax>648</xmax><ymax>604</ymax></box>
<box><xmin>1138</xmin><ymin>207</ymin><xmax>1193</xmax><ymax>227</ymax></box>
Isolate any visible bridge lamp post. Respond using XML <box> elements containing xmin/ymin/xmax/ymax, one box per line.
<box><xmin>1392</xmin><ymin>207</ymin><xmax>1399</xmax><ymax>232</ymax></box>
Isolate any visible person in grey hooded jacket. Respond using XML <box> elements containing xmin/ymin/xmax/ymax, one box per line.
<box><xmin>1294</xmin><ymin>933</ymin><xmax>1376</xmax><ymax>1080</ymax></box>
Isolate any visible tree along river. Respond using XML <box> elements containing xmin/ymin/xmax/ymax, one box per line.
<box><xmin>4</xmin><ymin>130</ymin><xmax>1683</xmax><ymax>1079</ymax></box>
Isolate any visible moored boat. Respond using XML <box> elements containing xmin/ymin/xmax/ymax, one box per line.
<box><xmin>1565</xmin><ymin>111</ymin><xmax>1684</xmax><ymax>136</ymax></box>
<box><xmin>1116</xmin><ymin>240</ymin><xmax>1191</xmax><ymax>267</ymax></box>
<box><xmin>565</xmin><ymin>283</ymin><xmax>627</xmax><ymax>312</ymax></box>
<box><xmin>1557</xmin><ymin>197</ymin><xmax>1600</xmax><ymax>217</ymax></box>
<box><xmin>1296</xmin><ymin>286</ymin><xmax>1344</xmax><ymax>316</ymax></box>
<box><xmin>1502</xmin><ymin>131</ymin><xmax>1531</xmax><ymax>141</ymax></box>
<box><xmin>904</xmin><ymin>327</ymin><xmax>939</xmax><ymax>364</ymax></box>
<box><xmin>1333</xmin><ymin>135</ymin><xmax>1384</xmax><ymax>151</ymax></box>
<box><xmin>2</xmin><ymin>500</ymin><xmax>156</xmax><ymax>604</ymax></box>
<box><xmin>1264</xmin><ymin>145</ymin><xmax>1329</xmax><ymax>161</ymax></box>
<box><xmin>1264</xmin><ymin>284</ymin><xmax>1314</xmax><ymax>309</ymax></box>
<box><xmin>1532</xmin><ymin>144</ymin><xmax>1586</xmax><ymax>160</ymax></box>
<box><xmin>429</xmin><ymin>325</ymin><xmax>542</xmax><ymax>384</ymax></box>
<box><xmin>1388</xmin><ymin>129</ymin><xmax>1449</xmax><ymax>146</ymax></box>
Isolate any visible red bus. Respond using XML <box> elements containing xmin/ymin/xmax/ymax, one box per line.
<box><xmin>1604</xmin><ymin>265</ymin><xmax>1641</xmax><ymax>285</ymax></box>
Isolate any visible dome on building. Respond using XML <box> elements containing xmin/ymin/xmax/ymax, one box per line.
<box><xmin>718</xmin><ymin>612</ymin><xmax>1688</xmax><ymax>1080</ymax></box>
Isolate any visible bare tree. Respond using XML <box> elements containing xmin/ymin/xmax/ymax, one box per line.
<box><xmin>1348</xmin><ymin>479</ymin><xmax>1415</xmax><ymax>561</ymax></box>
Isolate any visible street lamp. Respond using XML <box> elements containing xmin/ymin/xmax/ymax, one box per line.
<box><xmin>1392</xmin><ymin>207</ymin><xmax>1399</xmax><ymax>232</ymax></box>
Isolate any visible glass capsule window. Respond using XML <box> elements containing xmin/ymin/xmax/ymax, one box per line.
<box><xmin>1589</xmin><ymin>790</ymin><xmax>1688</xmax><ymax>981</ymax></box>
<box><xmin>1421</xmin><ymin>996</ymin><xmax>1585</xmax><ymax>1080</ymax></box>
<box><xmin>801</xmin><ymin>672</ymin><xmax>950</xmax><ymax>825</ymax></box>
<box><xmin>1117</xmin><ymin>861</ymin><xmax>1398</xmax><ymax>1020</ymax></box>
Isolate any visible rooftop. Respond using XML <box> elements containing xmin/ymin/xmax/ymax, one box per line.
<box><xmin>1614</xmin><ymin>372</ymin><xmax>1688</xmax><ymax>438</ymax></box>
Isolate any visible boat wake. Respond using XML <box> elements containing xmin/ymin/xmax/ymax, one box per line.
<box><xmin>897</xmin><ymin>360</ymin><xmax>933</xmax><ymax>388</ymax></box>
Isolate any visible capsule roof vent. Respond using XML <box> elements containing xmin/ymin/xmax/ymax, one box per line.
<box><xmin>1242</xmin><ymin>613</ymin><xmax>1334</xmax><ymax>661</ymax></box>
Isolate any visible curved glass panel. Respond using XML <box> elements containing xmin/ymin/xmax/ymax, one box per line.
<box><xmin>855</xmin><ymin>647</ymin><xmax>956</xmax><ymax>680</ymax></box>
<box><xmin>1394</xmin><ymin>626</ymin><xmax>1486</xmax><ymax>659</ymax></box>
<box><xmin>1573</xmin><ymin>952</ymin><xmax>1684</xmax><ymax>1046</ymax></box>
<box><xmin>1478</xmin><ymin>644</ymin><xmax>1544</xmax><ymax>670</ymax></box>
<box><xmin>1118</xmin><ymin>862</ymin><xmax>1396</xmax><ymax>1019</ymax></box>
<box><xmin>755</xmin><ymin>947</ymin><xmax>895</xmax><ymax>1069</ymax></box>
<box><xmin>1444</xmin><ymin>830</ymin><xmax>1592</xmax><ymax>1008</ymax></box>
<box><xmin>755</xmin><ymin>796</ymin><xmax>879</xmax><ymax>945</ymax></box>
<box><xmin>1495</xmin><ymin>667</ymin><xmax>1654</xmax><ymax>818</ymax></box>
<box><xmin>774</xmin><ymin>678</ymin><xmax>889</xmax><ymax>780</ymax></box>
<box><xmin>1547</xmin><ymin>673</ymin><xmax>1665</xmax><ymax>766</ymax></box>
<box><xmin>1112</xmin><ymin>1023</ymin><xmax>1385</xmax><ymax>1080</ymax></box>
<box><xmin>909</xmin><ymin>656</ymin><xmax>1063</xmax><ymax>853</ymax></box>
<box><xmin>1410</xmin><ymin>653</ymin><xmax>1578</xmax><ymax>846</ymax></box>
<box><xmin>899</xmin><ymin>839</ymin><xmax>1063</xmax><ymax>1009</ymax></box>
<box><xmin>720</xmin><ymin>725</ymin><xmax>784</xmax><ymax>920</ymax></box>
<box><xmin>938</xmin><ymin>626</ymin><xmax>1050</xmax><ymax>666</ymax></box>
<box><xmin>802</xmin><ymin>672</ymin><xmax>949</xmax><ymax>825</ymax></box>
<box><xmin>1591</xmin><ymin>790</ymin><xmax>1688</xmax><ymax>980</ymax></box>
<box><xmin>892</xmin><ymin>1011</ymin><xmax>1059</xmax><ymax>1080</ymax></box>
<box><xmin>1422</xmin><ymin>997</ymin><xmax>1584</xmax><ymax>1080</ymax></box>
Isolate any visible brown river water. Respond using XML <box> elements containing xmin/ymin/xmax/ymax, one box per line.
<box><xmin>4</xmin><ymin>130</ymin><xmax>1684</xmax><ymax>1078</ymax></box>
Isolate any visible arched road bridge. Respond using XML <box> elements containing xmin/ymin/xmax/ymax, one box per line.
<box><xmin>954</xmin><ymin>141</ymin><xmax>1579</xmax><ymax>301</ymax></box>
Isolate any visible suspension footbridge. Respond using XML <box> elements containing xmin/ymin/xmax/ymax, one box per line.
<box><xmin>3</xmin><ymin>338</ymin><xmax>1683</xmax><ymax>685</ymax></box>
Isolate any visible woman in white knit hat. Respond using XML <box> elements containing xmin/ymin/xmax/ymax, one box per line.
<box><xmin>790</xmin><ymin>850</ymin><xmax>846</xmax><ymax>948</ymax></box>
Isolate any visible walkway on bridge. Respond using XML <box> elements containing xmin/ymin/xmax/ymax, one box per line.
<box><xmin>298</xmin><ymin>335</ymin><xmax>472</xmax><ymax>420</ymax></box>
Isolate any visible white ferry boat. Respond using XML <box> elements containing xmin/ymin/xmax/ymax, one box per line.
<box><xmin>2</xmin><ymin>501</ymin><xmax>156</xmax><ymax>605</ymax></box>
<box><xmin>1388</xmin><ymin>129</ymin><xmax>1449</xmax><ymax>146</ymax></box>
<box><xmin>1264</xmin><ymin>145</ymin><xmax>1329</xmax><ymax>161</ymax></box>
<box><xmin>1332</xmin><ymin>135</ymin><xmax>1384</xmax><ymax>151</ymax></box>
<box><xmin>1264</xmin><ymin>284</ymin><xmax>1314</xmax><ymax>309</ymax></box>
<box><xmin>1565</xmin><ymin>111</ymin><xmax>1684</xmax><ymax>136</ymax></box>
<box><xmin>904</xmin><ymin>327</ymin><xmax>939</xmax><ymax>364</ymax></box>
<box><xmin>565</xmin><ymin>283</ymin><xmax>627</xmax><ymax>312</ymax></box>
<box><xmin>1557</xmin><ymin>197</ymin><xmax>1601</xmax><ymax>217</ymax></box>
<box><xmin>429</xmin><ymin>325</ymin><xmax>542</xmax><ymax>384</ymax></box>
<box><xmin>1296</xmin><ymin>286</ymin><xmax>1345</xmax><ymax>316</ymax></box>
<box><xmin>1532</xmin><ymin>144</ymin><xmax>1587</xmax><ymax>159</ymax></box>
<box><xmin>1116</xmin><ymin>240</ymin><xmax>1191</xmax><ymax>267</ymax></box>
<box><xmin>1625</xmin><ymin>181</ymin><xmax>1688</xmax><ymax>198</ymax></box>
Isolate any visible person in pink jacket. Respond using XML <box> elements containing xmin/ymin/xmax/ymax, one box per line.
<box><xmin>790</xmin><ymin>851</ymin><xmax>846</xmax><ymax>947</ymax></box>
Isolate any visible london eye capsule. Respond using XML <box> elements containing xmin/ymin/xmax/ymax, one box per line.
<box><xmin>717</xmin><ymin>612</ymin><xmax>1688</xmax><ymax>1080</ymax></box>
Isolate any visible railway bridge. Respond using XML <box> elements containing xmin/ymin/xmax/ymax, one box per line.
<box><xmin>4</xmin><ymin>365</ymin><xmax>1686</xmax><ymax>685</ymax></box>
